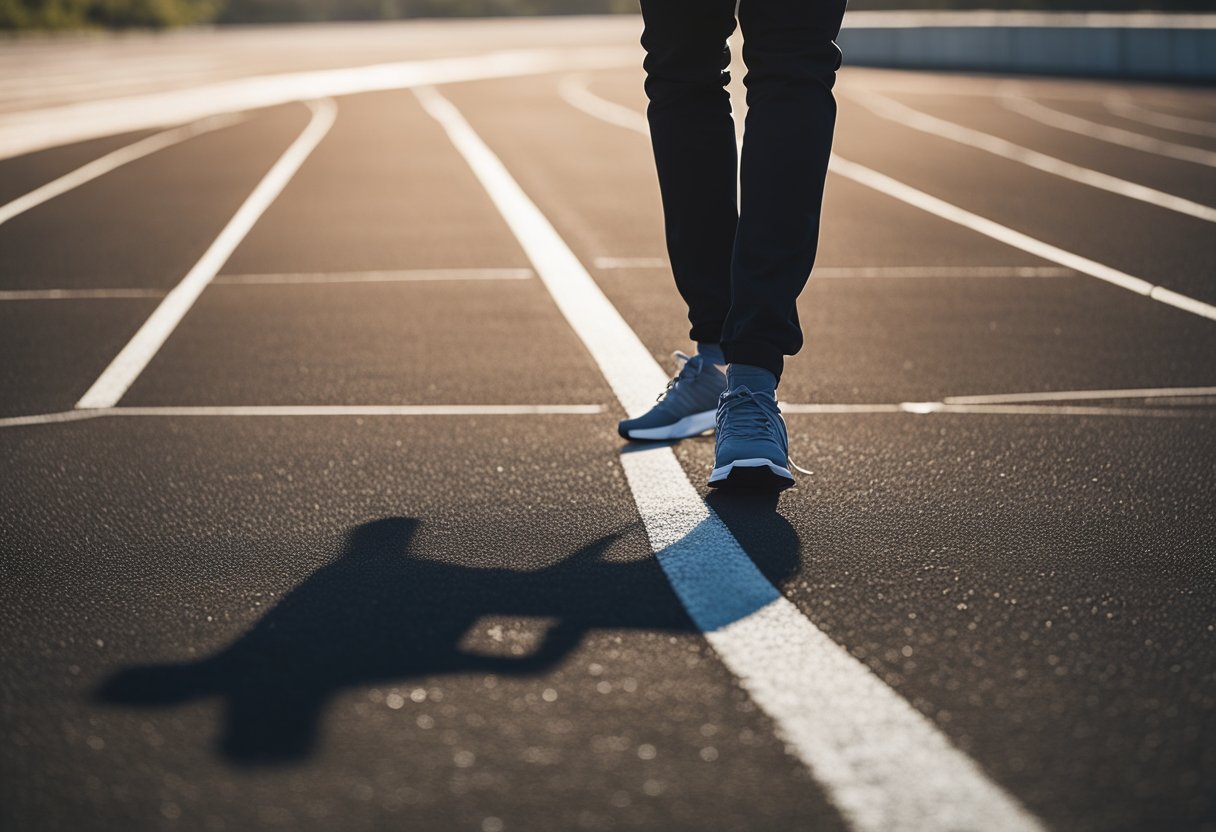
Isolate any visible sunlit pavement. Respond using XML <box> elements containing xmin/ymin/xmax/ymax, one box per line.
<box><xmin>2</xmin><ymin>17</ymin><xmax>1214</xmax><ymax>832</ymax></box>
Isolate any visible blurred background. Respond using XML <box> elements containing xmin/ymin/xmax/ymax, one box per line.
<box><xmin>1</xmin><ymin>0</ymin><xmax>1211</xmax><ymax>32</ymax></box>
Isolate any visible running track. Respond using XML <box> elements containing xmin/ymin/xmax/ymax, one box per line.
<box><xmin>2</xmin><ymin>16</ymin><xmax>1214</xmax><ymax>832</ymax></box>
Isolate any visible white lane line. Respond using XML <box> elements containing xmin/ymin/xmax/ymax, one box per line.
<box><xmin>0</xmin><ymin>404</ymin><xmax>605</xmax><ymax>429</ymax></box>
<box><xmin>212</xmin><ymin>268</ymin><xmax>533</xmax><ymax>285</ymax></box>
<box><xmin>0</xmin><ymin>288</ymin><xmax>165</xmax><ymax>301</ymax></box>
<box><xmin>75</xmin><ymin>99</ymin><xmax>337</xmax><ymax>410</ymax></box>
<box><xmin>828</xmin><ymin>155</ymin><xmax>1216</xmax><ymax>323</ymax></box>
<box><xmin>815</xmin><ymin>266</ymin><xmax>1073</xmax><ymax>278</ymax></box>
<box><xmin>783</xmin><ymin>402</ymin><xmax>1203</xmax><ymax>418</ymax></box>
<box><xmin>117</xmin><ymin>405</ymin><xmax>604</xmax><ymax>417</ymax></box>
<box><xmin>7</xmin><ymin>399</ymin><xmax>1206</xmax><ymax>431</ymax></box>
<box><xmin>0</xmin><ymin>410</ymin><xmax>108</xmax><ymax>429</ymax></box>
<box><xmin>419</xmin><ymin>83</ymin><xmax>1046</xmax><ymax>832</ymax></box>
<box><xmin>561</xmin><ymin>76</ymin><xmax>1216</xmax><ymax>324</ymax></box>
<box><xmin>0</xmin><ymin>270</ymin><xmax>533</xmax><ymax>300</ymax></box>
<box><xmin>558</xmin><ymin>75</ymin><xmax>650</xmax><ymax>135</ymax></box>
<box><xmin>848</xmin><ymin>89</ymin><xmax>1216</xmax><ymax>224</ymax></box>
<box><xmin>104</xmin><ymin>404</ymin><xmax>605</xmax><ymax>416</ymax></box>
<box><xmin>0</xmin><ymin>113</ymin><xmax>246</xmax><ymax>227</ymax></box>
<box><xmin>1001</xmin><ymin>95</ymin><xmax>1216</xmax><ymax>169</ymax></box>
<box><xmin>1104</xmin><ymin>95</ymin><xmax>1216</xmax><ymax>140</ymax></box>
<box><xmin>414</xmin><ymin>85</ymin><xmax>668</xmax><ymax>417</ymax></box>
<box><xmin>594</xmin><ymin>260</ymin><xmax>1075</xmax><ymax>279</ymax></box>
<box><xmin>592</xmin><ymin>256</ymin><xmax>669</xmax><ymax>270</ymax></box>
<box><xmin>0</xmin><ymin>48</ymin><xmax>637</xmax><ymax>161</ymax></box>
<box><xmin>943</xmin><ymin>386</ymin><xmax>1216</xmax><ymax>405</ymax></box>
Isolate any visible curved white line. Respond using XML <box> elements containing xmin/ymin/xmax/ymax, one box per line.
<box><xmin>848</xmin><ymin>89</ymin><xmax>1216</xmax><ymax>224</ymax></box>
<box><xmin>0</xmin><ymin>113</ymin><xmax>247</xmax><ymax>227</ymax></box>
<box><xmin>1002</xmin><ymin>95</ymin><xmax>1216</xmax><ymax>168</ymax></box>
<box><xmin>1104</xmin><ymin>95</ymin><xmax>1216</xmax><ymax>140</ymax></box>
<box><xmin>0</xmin><ymin>48</ymin><xmax>638</xmax><ymax>161</ymax></box>
<box><xmin>561</xmin><ymin>76</ymin><xmax>1216</xmax><ymax>323</ymax></box>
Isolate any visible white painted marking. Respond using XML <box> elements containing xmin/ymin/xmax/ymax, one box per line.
<box><xmin>1104</xmin><ymin>95</ymin><xmax>1216</xmax><ymax>139</ymax></box>
<box><xmin>561</xmin><ymin>76</ymin><xmax>1216</xmax><ymax>323</ymax></box>
<box><xmin>815</xmin><ymin>266</ymin><xmax>1073</xmax><ymax>279</ymax></box>
<box><xmin>420</xmin><ymin>84</ymin><xmax>1046</xmax><ymax>832</ymax></box>
<box><xmin>930</xmin><ymin>403</ymin><xmax>1201</xmax><ymax>417</ymax></box>
<box><xmin>0</xmin><ymin>48</ymin><xmax>637</xmax><ymax>161</ymax></box>
<box><xmin>4</xmin><ymin>399</ymin><xmax>1204</xmax><ymax>431</ymax></box>
<box><xmin>414</xmin><ymin>85</ymin><xmax>667</xmax><ymax>418</ymax></box>
<box><xmin>0</xmin><ymin>113</ymin><xmax>245</xmax><ymax>227</ymax></box>
<box><xmin>827</xmin><ymin>155</ymin><xmax>1216</xmax><ymax>322</ymax></box>
<box><xmin>0</xmin><ymin>404</ymin><xmax>604</xmax><ymax>429</ymax></box>
<box><xmin>592</xmin><ymin>256</ymin><xmax>669</xmax><ymax>270</ymax></box>
<box><xmin>943</xmin><ymin>386</ymin><xmax>1216</xmax><ymax>405</ymax></box>
<box><xmin>849</xmin><ymin>89</ymin><xmax>1216</xmax><ymax>223</ymax></box>
<box><xmin>1002</xmin><ymin>95</ymin><xmax>1216</xmax><ymax>168</ymax></box>
<box><xmin>778</xmin><ymin>402</ymin><xmax>1203</xmax><ymax>418</ymax></box>
<box><xmin>0</xmin><ymin>410</ymin><xmax>107</xmax><ymax>429</ymax></box>
<box><xmin>113</xmin><ymin>404</ymin><xmax>602</xmax><ymax>416</ymax></box>
<box><xmin>75</xmin><ymin>99</ymin><xmax>338</xmax><ymax>410</ymax></box>
<box><xmin>212</xmin><ymin>268</ymin><xmax>533</xmax><ymax>285</ymax></box>
<box><xmin>0</xmin><ymin>288</ymin><xmax>165</xmax><ymax>301</ymax></box>
<box><xmin>559</xmin><ymin>75</ymin><xmax>650</xmax><ymax>134</ymax></box>
<box><xmin>594</xmin><ymin>260</ymin><xmax>1074</xmax><ymax>279</ymax></box>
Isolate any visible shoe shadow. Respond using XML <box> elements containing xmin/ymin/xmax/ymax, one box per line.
<box><xmin>97</xmin><ymin>505</ymin><xmax>800</xmax><ymax>766</ymax></box>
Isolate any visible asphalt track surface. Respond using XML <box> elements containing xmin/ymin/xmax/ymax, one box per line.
<box><xmin>2</xmin><ymin>16</ymin><xmax>1215</xmax><ymax>832</ymax></box>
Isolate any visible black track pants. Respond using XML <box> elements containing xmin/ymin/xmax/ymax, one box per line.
<box><xmin>639</xmin><ymin>0</ymin><xmax>847</xmax><ymax>380</ymax></box>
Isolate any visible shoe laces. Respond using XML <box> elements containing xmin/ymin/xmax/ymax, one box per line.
<box><xmin>716</xmin><ymin>385</ymin><xmax>782</xmax><ymax>443</ymax></box>
<box><xmin>657</xmin><ymin>351</ymin><xmax>703</xmax><ymax>403</ymax></box>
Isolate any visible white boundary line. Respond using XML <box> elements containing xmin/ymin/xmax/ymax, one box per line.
<box><xmin>416</xmin><ymin>83</ymin><xmax>1046</xmax><ymax>832</ymax></box>
<box><xmin>1002</xmin><ymin>95</ymin><xmax>1216</xmax><ymax>169</ymax></box>
<box><xmin>848</xmin><ymin>89</ymin><xmax>1216</xmax><ymax>224</ymax></box>
<box><xmin>943</xmin><ymin>385</ymin><xmax>1216</xmax><ymax>405</ymax></box>
<box><xmin>592</xmin><ymin>256</ymin><xmax>669</xmax><ymax>270</ymax></box>
<box><xmin>827</xmin><ymin>155</ymin><xmax>1216</xmax><ymax>322</ymax></box>
<box><xmin>5</xmin><ymin>399</ymin><xmax>1208</xmax><ymax>430</ymax></box>
<box><xmin>0</xmin><ymin>269</ymin><xmax>534</xmax><ymax>300</ymax></box>
<box><xmin>0</xmin><ymin>47</ymin><xmax>638</xmax><ymax>161</ymax></box>
<box><xmin>594</xmin><ymin>260</ymin><xmax>1074</xmax><ymax>279</ymax></box>
<box><xmin>0</xmin><ymin>288</ymin><xmax>165</xmax><ymax>301</ymax></box>
<box><xmin>560</xmin><ymin>76</ymin><xmax>1216</xmax><ymax>323</ymax></box>
<box><xmin>212</xmin><ymin>268</ymin><xmax>533</xmax><ymax>285</ymax></box>
<box><xmin>815</xmin><ymin>266</ymin><xmax>1073</xmax><ymax>278</ymax></box>
<box><xmin>1103</xmin><ymin>95</ymin><xmax>1216</xmax><ymax>140</ymax></box>
<box><xmin>781</xmin><ymin>402</ymin><xmax>1203</xmax><ymax>418</ymax></box>
<box><xmin>0</xmin><ymin>113</ymin><xmax>246</xmax><ymax>227</ymax></box>
<box><xmin>0</xmin><ymin>404</ymin><xmax>605</xmax><ymax>429</ymax></box>
<box><xmin>75</xmin><ymin>99</ymin><xmax>337</xmax><ymax>410</ymax></box>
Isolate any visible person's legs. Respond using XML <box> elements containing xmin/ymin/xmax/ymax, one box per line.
<box><xmin>639</xmin><ymin>0</ymin><xmax>739</xmax><ymax>346</ymax></box>
<box><xmin>620</xmin><ymin>0</ymin><xmax>738</xmax><ymax>443</ymax></box>
<box><xmin>722</xmin><ymin>0</ymin><xmax>847</xmax><ymax>382</ymax></box>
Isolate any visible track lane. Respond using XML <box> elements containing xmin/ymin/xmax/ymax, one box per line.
<box><xmin>440</xmin><ymin>65</ymin><xmax>1216</xmax><ymax>831</ymax></box>
<box><xmin>0</xmin><ymin>415</ymin><xmax>841</xmax><ymax>832</ymax></box>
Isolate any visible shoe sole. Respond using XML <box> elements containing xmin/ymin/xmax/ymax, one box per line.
<box><xmin>619</xmin><ymin>409</ymin><xmax>716</xmax><ymax>442</ymax></box>
<box><xmin>707</xmin><ymin>458</ymin><xmax>795</xmax><ymax>491</ymax></box>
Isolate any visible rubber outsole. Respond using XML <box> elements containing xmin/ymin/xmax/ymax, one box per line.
<box><xmin>619</xmin><ymin>409</ymin><xmax>716</xmax><ymax>442</ymax></box>
<box><xmin>707</xmin><ymin>459</ymin><xmax>796</xmax><ymax>491</ymax></box>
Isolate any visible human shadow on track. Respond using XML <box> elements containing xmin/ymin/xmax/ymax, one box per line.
<box><xmin>96</xmin><ymin>506</ymin><xmax>799</xmax><ymax>766</ymax></box>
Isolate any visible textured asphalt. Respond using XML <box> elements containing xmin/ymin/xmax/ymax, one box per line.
<box><xmin>2</xmin><ymin>18</ymin><xmax>1214</xmax><ymax>832</ymax></box>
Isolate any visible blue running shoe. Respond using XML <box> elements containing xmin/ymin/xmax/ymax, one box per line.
<box><xmin>618</xmin><ymin>351</ymin><xmax>727</xmax><ymax>441</ymax></box>
<box><xmin>708</xmin><ymin>385</ymin><xmax>795</xmax><ymax>490</ymax></box>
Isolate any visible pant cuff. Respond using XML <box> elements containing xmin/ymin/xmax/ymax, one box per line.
<box><xmin>721</xmin><ymin>342</ymin><xmax>784</xmax><ymax>382</ymax></box>
<box><xmin>689</xmin><ymin>321</ymin><xmax>726</xmax><ymax>345</ymax></box>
